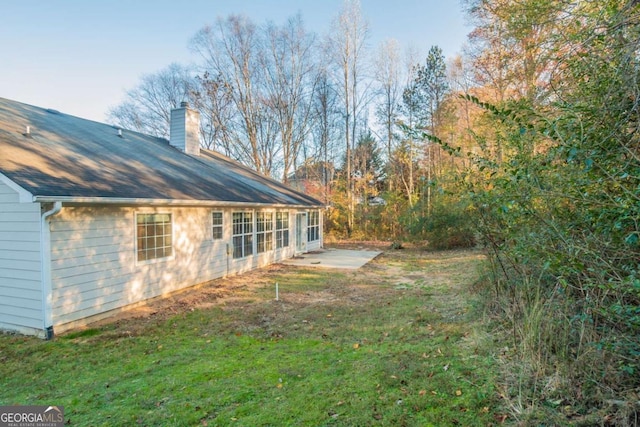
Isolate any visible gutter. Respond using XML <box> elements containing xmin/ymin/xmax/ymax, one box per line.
<box><xmin>32</xmin><ymin>196</ymin><xmax>323</xmax><ymax>209</ymax></box>
<box><xmin>40</xmin><ymin>201</ymin><xmax>62</xmax><ymax>340</ymax></box>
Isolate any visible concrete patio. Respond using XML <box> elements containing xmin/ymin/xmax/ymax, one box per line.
<box><xmin>282</xmin><ymin>248</ymin><xmax>382</xmax><ymax>270</ymax></box>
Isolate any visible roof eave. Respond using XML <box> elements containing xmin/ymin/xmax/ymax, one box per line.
<box><xmin>32</xmin><ymin>195</ymin><xmax>324</xmax><ymax>209</ymax></box>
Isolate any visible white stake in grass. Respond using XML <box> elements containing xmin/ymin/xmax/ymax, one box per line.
<box><xmin>275</xmin><ymin>282</ymin><xmax>279</xmax><ymax>301</ymax></box>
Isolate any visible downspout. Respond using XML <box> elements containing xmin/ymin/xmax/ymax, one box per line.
<box><xmin>41</xmin><ymin>201</ymin><xmax>62</xmax><ymax>340</ymax></box>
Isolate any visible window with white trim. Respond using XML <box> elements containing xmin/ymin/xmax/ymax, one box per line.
<box><xmin>276</xmin><ymin>211</ymin><xmax>289</xmax><ymax>249</ymax></box>
<box><xmin>307</xmin><ymin>210</ymin><xmax>320</xmax><ymax>242</ymax></box>
<box><xmin>256</xmin><ymin>212</ymin><xmax>274</xmax><ymax>253</ymax></box>
<box><xmin>232</xmin><ymin>212</ymin><xmax>253</xmax><ymax>259</ymax></box>
<box><xmin>212</xmin><ymin>211</ymin><xmax>223</xmax><ymax>240</ymax></box>
<box><xmin>136</xmin><ymin>213</ymin><xmax>172</xmax><ymax>261</ymax></box>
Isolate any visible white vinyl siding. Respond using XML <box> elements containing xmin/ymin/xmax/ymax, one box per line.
<box><xmin>0</xmin><ymin>181</ymin><xmax>43</xmax><ymax>333</ymax></box>
<box><xmin>0</xmin><ymin>203</ymin><xmax>313</xmax><ymax>333</ymax></box>
<box><xmin>49</xmin><ymin>206</ymin><xmax>228</xmax><ymax>329</ymax></box>
<box><xmin>47</xmin><ymin>206</ymin><xmax>303</xmax><ymax>331</ymax></box>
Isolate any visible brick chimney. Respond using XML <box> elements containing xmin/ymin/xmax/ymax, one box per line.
<box><xmin>170</xmin><ymin>101</ymin><xmax>200</xmax><ymax>156</ymax></box>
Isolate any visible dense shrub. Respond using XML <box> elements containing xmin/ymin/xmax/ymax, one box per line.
<box><xmin>465</xmin><ymin>4</ymin><xmax>640</xmax><ymax>421</ymax></box>
<box><xmin>410</xmin><ymin>196</ymin><xmax>476</xmax><ymax>250</ymax></box>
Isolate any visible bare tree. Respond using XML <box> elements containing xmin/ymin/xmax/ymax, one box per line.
<box><xmin>309</xmin><ymin>68</ymin><xmax>341</xmax><ymax>203</ymax></box>
<box><xmin>373</xmin><ymin>38</ymin><xmax>402</xmax><ymax>161</ymax></box>
<box><xmin>108</xmin><ymin>63</ymin><xmax>195</xmax><ymax>138</ymax></box>
<box><xmin>191</xmin><ymin>15</ymin><xmax>274</xmax><ymax>175</ymax></box>
<box><xmin>373</xmin><ymin>38</ymin><xmax>404</xmax><ymax>194</ymax></box>
<box><xmin>327</xmin><ymin>0</ymin><xmax>369</xmax><ymax>234</ymax></box>
<box><xmin>261</xmin><ymin>14</ymin><xmax>319</xmax><ymax>182</ymax></box>
<box><xmin>192</xmin><ymin>72</ymin><xmax>235</xmax><ymax>154</ymax></box>
<box><xmin>190</xmin><ymin>15</ymin><xmax>322</xmax><ymax>179</ymax></box>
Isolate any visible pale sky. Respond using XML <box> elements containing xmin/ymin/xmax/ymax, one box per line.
<box><xmin>1</xmin><ymin>0</ymin><xmax>469</xmax><ymax>123</ymax></box>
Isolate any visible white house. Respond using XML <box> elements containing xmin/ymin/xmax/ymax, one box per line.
<box><xmin>0</xmin><ymin>97</ymin><xmax>323</xmax><ymax>338</ymax></box>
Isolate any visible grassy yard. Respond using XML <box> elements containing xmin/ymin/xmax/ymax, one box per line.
<box><xmin>0</xmin><ymin>247</ymin><xmax>502</xmax><ymax>426</ymax></box>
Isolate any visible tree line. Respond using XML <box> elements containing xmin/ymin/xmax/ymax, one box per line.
<box><xmin>108</xmin><ymin>0</ymin><xmax>450</xmax><ymax>239</ymax></box>
<box><xmin>110</xmin><ymin>1</ymin><xmax>640</xmax><ymax>421</ymax></box>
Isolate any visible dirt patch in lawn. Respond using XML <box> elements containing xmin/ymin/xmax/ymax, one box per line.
<box><xmin>84</xmin><ymin>245</ymin><xmax>484</xmax><ymax>335</ymax></box>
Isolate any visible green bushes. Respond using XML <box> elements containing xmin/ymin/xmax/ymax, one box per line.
<box><xmin>464</xmin><ymin>8</ymin><xmax>640</xmax><ymax>419</ymax></box>
<box><xmin>407</xmin><ymin>195</ymin><xmax>476</xmax><ymax>250</ymax></box>
<box><xmin>324</xmin><ymin>175</ymin><xmax>478</xmax><ymax>249</ymax></box>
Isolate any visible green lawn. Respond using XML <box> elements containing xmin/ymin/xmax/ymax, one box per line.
<box><xmin>0</xmin><ymin>248</ymin><xmax>500</xmax><ymax>426</ymax></box>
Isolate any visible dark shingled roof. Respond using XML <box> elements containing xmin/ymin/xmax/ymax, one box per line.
<box><xmin>0</xmin><ymin>97</ymin><xmax>322</xmax><ymax>207</ymax></box>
